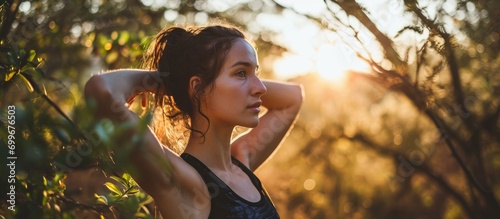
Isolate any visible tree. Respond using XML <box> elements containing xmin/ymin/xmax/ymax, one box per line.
<box><xmin>268</xmin><ymin>0</ymin><xmax>500</xmax><ymax>218</ymax></box>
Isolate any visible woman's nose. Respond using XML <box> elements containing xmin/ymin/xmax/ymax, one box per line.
<box><xmin>252</xmin><ymin>76</ymin><xmax>267</xmax><ymax>96</ymax></box>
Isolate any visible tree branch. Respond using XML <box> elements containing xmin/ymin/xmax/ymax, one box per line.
<box><xmin>357</xmin><ymin>64</ymin><xmax>498</xmax><ymax>210</ymax></box>
<box><xmin>348</xmin><ymin>133</ymin><xmax>474</xmax><ymax>217</ymax></box>
<box><xmin>404</xmin><ymin>0</ymin><xmax>474</xmax><ymax>130</ymax></box>
<box><xmin>424</xmin><ymin>108</ymin><xmax>499</xmax><ymax>211</ymax></box>
<box><xmin>482</xmin><ymin>104</ymin><xmax>500</xmax><ymax>143</ymax></box>
<box><xmin>0</xmin><ymin>0</ymin><xmax>19</xmax><ymax>41</ymax></box>
<box><xmin>329</xmin><ymin>0</ymin><xmax>407</xmax><ymax>71</ymax></box>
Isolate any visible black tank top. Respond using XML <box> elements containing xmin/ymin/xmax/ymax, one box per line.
<box><xmin>181</xmin><ymin>153</ymin><xmax>280</xmax><ymax>219</ymax></box>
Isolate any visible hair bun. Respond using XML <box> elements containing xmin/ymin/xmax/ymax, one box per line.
<box><xmin>164</xmin><ymin>27</ymin><xmax>192</xmax><ymax>49</ymax></box>
<box><xmin>157</xmin><ymin>27</ymin><xmax>193</xmax><ymax>96</ymax></box>
<box><xmin>158</xmin><ymin>27</ymin><xmax>193</xmax><ymax>72</ymax></box>
<box><xmin>142</xmin><ymin>27</ymin><xmax>192</xmax><ymax>72</ymax></box>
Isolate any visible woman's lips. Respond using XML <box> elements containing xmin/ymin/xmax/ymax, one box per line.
<box><xmin>247</xmin><ymin>102</ymin><xmax>262</xmax><ymax>112</ymax></box>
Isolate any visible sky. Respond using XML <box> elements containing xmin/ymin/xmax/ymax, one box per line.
<box><xmin>263</xmin><ymin>0</ymin><xmax>471</xmax><ymax>83</ymax></box>
<box><xmin>263</xmin><ymin>0</ymin><xmax>411</xmax><ymax>82</ymax></box>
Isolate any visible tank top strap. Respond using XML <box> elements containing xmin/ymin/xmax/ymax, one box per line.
<box><xmin>180</xmin><ymin>153</ymin><xmax>231</xmax><ymax>191</ymax></box>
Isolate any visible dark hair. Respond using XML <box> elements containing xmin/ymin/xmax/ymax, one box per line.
<box><xmin>142</xmin><ymin>25</ymin><xmax>246</xmax><ymax>146</ymax></box>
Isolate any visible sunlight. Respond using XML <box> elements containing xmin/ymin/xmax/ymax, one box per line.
<box><xmin>273</xmin><ymin>53</ymin><xmax>313</xmax><ymax>78</ymax></box>
<box><xmin>263</xmin><ymin>0</ymin><xmax>411</xmax><ymax>84</ymax></box>
<box><xmin>262</xmin><ymin>3</ymin><xmax>373</xmax><ymax>84</ymax></box>
<box><xmin>273</xmin><ymin>43</ymin><xmax>371</xmax><ymax>84</ymax></box>
<box><xmin>315</xmin><ymin>44</ymin><xmax>353</xmax><ymax>82</ymax></box>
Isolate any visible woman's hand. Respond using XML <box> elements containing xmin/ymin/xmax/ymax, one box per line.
<box><xmin>85</xmin><ymin>69</ymin><xmax>160</xmax><ymax>118</ymax></box>
<box><xmin>126</xmin><ymin>92</ymin><xmax>148</xmax><ymax>108</ymax></box>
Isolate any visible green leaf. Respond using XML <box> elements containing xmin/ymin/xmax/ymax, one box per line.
<box><xmin>54</xmin><ymin>173</ymin><xmax>65</xmax><ymax>184</ymax></box>
<box><xmin>4</xmin><ymin>70</ymin><xmax>16</xmax><ymax>82</ymax></box>
<box><xmin>95</xmin><ymin>194</ymin><xmax>108</xmax><ymax>205</ymax></box>
<box><xmin>128</xmin><ymin>187</ymin><xmax>139</xmax><ymax>194</ymax></box>
<box><xmin>28</xmin><ymin>50</ymin><xmax>36</xmax><ymax>62</ymax></box>
<box><xmin>135</xmin><ymin>212</ymin><xmax>148</xmax><ymax>218</ymax></box>
<box><xmin>104</xmin><ymin>182</ymin><xmax>122</xmax><ymax>195</ymax></box>
<box><xmin>17</xmin><ymin>72</ymin><xmax>34</xmax><ymax>92</ymax></box>
<box><xmin>110</xmin><ymin>175</ymin><xmax>128</xmax><ymax>187</ymax></box>
<box><xmin>22</xmin><ymin>66</ymin><xmax>38</xmax><ymax>75</ymax></box>
<box><xmin>122</xmin><ymin>172</ymin><xmax>133</xmax><ymax>183</ymax></box>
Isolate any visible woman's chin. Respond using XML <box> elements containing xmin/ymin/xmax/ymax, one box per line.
<box><xmin>240</xmin><ymin>120</ymin><xmax>259</xmax><ymax>128</ymax></box>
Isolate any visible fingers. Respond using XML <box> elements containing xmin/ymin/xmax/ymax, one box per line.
<box><xmin>141</xmin><ymin>92</ymin><xmax>147</xmax><ymax>109</ymax></box>
<box><xmin>126</xmin><ymin>92</ymin><xmax>148</xmax><ymax>109</ymax></box>
<box><xmin>127</xmin><ymin>95</ymin><xmax>137</xmax><ymax>107</ymax></box>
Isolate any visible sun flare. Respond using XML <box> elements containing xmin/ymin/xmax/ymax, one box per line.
<box><xmin>273</xmin><ymin>43</ymin><xmax>370</xmax><ymax>84</ymax></box>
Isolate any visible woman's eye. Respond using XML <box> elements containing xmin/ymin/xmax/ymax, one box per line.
<box><xmin>236</xmin><ymin>71</ymin><xmax>246</xmax><ymax>78</ymax></box>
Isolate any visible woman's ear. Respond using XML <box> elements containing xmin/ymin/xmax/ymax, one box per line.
<box><xmin>189</xmin><ymin>76</ymin><xmax>201</xmax><ymax>98</ymax></box>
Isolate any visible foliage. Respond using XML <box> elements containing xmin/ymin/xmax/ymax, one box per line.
<box><xmin>0</xmin><ymin>42</ymin><xmax>42</xmax><ymax>93</ymax></box>
<box><xmin>0</xmin><ymin>39</ymin><xmax>155</xmax><ymax>219</ymax></box>
<box><xmin>1</xmin><ymin>1</ymin><xmax>157</xmax><ymax>217</ymax></box>
<box><xmin>266</xmin><ymin>0</ymin><xmax>500</xmax><ymax>218</ymax></box>
<box><xmin>95</xmin><ymin>173</ymin><xmax>154</xmax><ymax>219</ymax></box>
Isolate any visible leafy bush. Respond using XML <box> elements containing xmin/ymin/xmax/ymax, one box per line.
<box><xmin>1</xmin><ymin>3</ymin><xmax>157</xmax><ymax>218</ymax></box>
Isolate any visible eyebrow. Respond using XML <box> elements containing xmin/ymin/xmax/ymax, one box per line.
<box><xmin>230</xmin><ymin>61</ymin><xmax>259</xmax><ymax>70</ymax></box>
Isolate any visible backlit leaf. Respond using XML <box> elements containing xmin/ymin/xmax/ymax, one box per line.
<box><xmin>4</xmin><ymin>70</ymin><xmax>16</xmax><ymax>82</ymax></box>
<box><xmin>104</xmin><ymin>182</ymin><xmax>122</xmax><ymax>195</ymax></box>
<box><xmin>18</xmin><ymin>72</ymin><xmax>34</xmax><ymax>92</ymax></box>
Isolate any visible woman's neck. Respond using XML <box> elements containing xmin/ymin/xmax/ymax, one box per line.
<box><xmin>184</xmin><ymin>120</ymin><xmax>235</xmax><ymax>171</ymax></box>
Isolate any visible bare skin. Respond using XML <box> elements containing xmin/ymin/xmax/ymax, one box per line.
<box><xmin>84</xmin><ymin>39</ymin><xmax>303</xmax><ymax>218</ymax></box>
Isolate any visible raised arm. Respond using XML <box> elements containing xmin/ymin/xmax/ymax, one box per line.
<box><xmin>231</xmin><ymin>80</ymin><xmax>303</xmax><ymax>171</ymax></box>
<box><xmin>84</xmin><ymin>70</ymin><xmax>172</xmax><ymax>188</ymax></box>
<box><xmin>84</xmin><ymin>70</ymin><xmax>209</xmax><ymax>217</ymax></box>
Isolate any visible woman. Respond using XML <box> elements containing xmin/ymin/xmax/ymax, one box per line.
<box><xmin>84</xmin><ymin>25</ymin><xmax>303</xmax><ymax>218</ymax></box>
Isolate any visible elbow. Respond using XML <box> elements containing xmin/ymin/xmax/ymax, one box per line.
<box><xmin>84</xmin><ymin>75</ymin><xmax>103</xmax><ymax>101</ymax></box>
<box><xmin>84</xmin><ymin>75</ymin><xmax>112</xmax><ymax>112</ymax></box>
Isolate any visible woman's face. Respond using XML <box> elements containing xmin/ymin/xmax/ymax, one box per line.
<box><xmin>201</xmin><ymin>38</ymin><xmax>267</xmax><ymax>128</ymax></box>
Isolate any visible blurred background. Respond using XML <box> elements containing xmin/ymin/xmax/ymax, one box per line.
<box><xmin>1</xmin><ymin>0</ymin><xmax>499</xmax><ymax>218</ymax></box>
